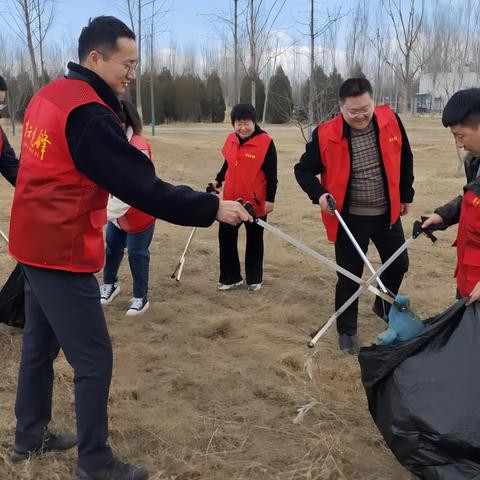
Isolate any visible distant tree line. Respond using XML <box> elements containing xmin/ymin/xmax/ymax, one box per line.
<box><xmin>0</xmin><ymin>61</ymin><xmax>348</xmax><ymax>128</ymax></box>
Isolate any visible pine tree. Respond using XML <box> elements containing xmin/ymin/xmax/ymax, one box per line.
<box><xmin>300</xmin><ymin>65</ymin><xmax>329</xmax><ymax>122</ymax></box>
<box><xmin>265</xmin><ymin>65</ymin><xmax>293</xmax><ymax>123</ymax></box>
<box><xmin>326</xmin><ymin>67</ymin><xmax>344</xmax><ymax>118</ymax></box>
<box><xmin>240</xmin><ymin>75</ymin><xmax>265</xmax><ymax>119</ymax></box>
<box><xmin>206</xmin><ymin>71</ymin><xmax>226</xmax><ymax>123</ymax></box>
<box><xmin>174</xmin><ymin>74</ymin><xmax>205</xmax><ymax>121</ymax></box>
<box><xmin>159</xmin><ymin>68</ymin><xmax>177</xmax><ymax>123</ymax></box>
<box><xmin>349</xmin><ymin>62</ymin><xmax>366</xmax><ymax>79</ymax></box>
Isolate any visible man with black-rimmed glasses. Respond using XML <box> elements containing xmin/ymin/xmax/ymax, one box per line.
<box><xmin>294</xmin><ymin>77</ymin><xmax>414</xmax><ymax>355</ymax></box>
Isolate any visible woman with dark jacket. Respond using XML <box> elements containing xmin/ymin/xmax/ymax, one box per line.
<box><xmin>211</xmin><ymin>104</ymin><xmax>278</xmax><ymax>292</ymax></box>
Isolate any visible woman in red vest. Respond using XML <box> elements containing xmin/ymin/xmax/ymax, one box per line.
<box><xmin>210</xmin><ymin>104</ymin><xmax>278</xmax><ymax>292</ymax></box>
<box><xmin>100</xmin><ymin>100</ymin><xmax>155</xmax><ymax>315</ymax></box>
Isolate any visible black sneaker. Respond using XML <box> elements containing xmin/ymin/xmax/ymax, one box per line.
<box><xmin>75</xmin><ymin>458</ymin><xmax>149</xmax><ymax>480</ymax></box>
<box><xmin>100</xmin><ymin>282</ymin><xmax>121</xmax><ymax>305</ymax></box>
<box><xmin>126</xmin><ymin>297</ymin><xmax>149</xmax><ymax>316</ymax></box>
<box><xmin>338</xmin><ymin>333</ymin><xmax>359</xmax><ymax>356</ymax></box>
<box><xmin>10</xmin><ymin>430</ymin><xmax>78</xmax><ymax>463</ymax></box>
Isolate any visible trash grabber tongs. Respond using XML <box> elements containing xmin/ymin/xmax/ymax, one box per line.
<box><xmin>241</xmin><ymin>203</ymin><xmax>441</xmax><ymax>346</ymax></box>
<box><xmin>326</xmin><ymin>194</ymin><xmax>389</xmax><ymax>295</ymax></box>
<box><xmin>0</xmin><ymin>229</ymin><xmax>8</xmax><ymax>243</ymax></box>
<box><xmin>170</xmin><ymin>183</ymin><xmax>220</xmax><ymax>282</ymax></box>
<box><xmin>242</xmin><ymin>202</ymin><xmax>408</xmax><ymax>310</ymax></box>
<box><xmin>171</xmin><ymin>227</ymin><xmax>197</xmax><ymax>282</ymax></box>
<box><xmin>308</xmin><ymin>217</ymin><xmax>446</xmax><ymax>348</ymax></box>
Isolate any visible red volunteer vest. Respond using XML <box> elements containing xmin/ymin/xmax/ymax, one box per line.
<box><xmin>454</xmin><ymin>189</ymin><xmax>480</xmax><ymax>297</ymax></box>
<box><xmin>116</xmin><ymin>134</ymin><xmax>156</xmax><ymax>233</ymax></box>
<box><xmin>318</xmin><ymin>105</ymin><xmax>402</xmax><ymax>242</ymax></box>
<box><xmin>9</xmin><ymin>77</ymin><xmax>118</xmax><ymax>272</ymax></box>
<box><xmin>221</xmin><ymin>131</ymin><xmax>271</xmax><ymax>217</ymax></box>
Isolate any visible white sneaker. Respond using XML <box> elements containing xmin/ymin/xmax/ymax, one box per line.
<box><xmin>126</xmin><ymin>297</ymin><xmax>150</xmax><ymax>316</ymax></box>
<box><xmin>217</xmin><ymin>280</ymin><xmax>244</xmax><ymax>291</ymax></box>
<box><xmin>100</xmin><ymin>283</ymin><xmax>120</xmax><ymax>305</ymax></box>
<box><xmin>248</xmin><ymin>283</ymin><xmax>262</xmax><ymax>292</ymax></box>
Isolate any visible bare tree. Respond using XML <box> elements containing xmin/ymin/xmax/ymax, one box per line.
<box><xmin>381</xmin><ymin>0</ymin><xmax>429</xmax><ymax>113</ymax></box>
<box><xmin>1</xmin><ymin>0</ymin><xmax>44</xmax><ymax>90</ymax></box>
<box><xmin>201</xmin><ymin>0</ymin><xmax>247</xmax><ymax>105</ymax></box>
<box><xmin>345</xmin><ymin>0</ymin><xmax>369</xmax><ymax>75</ymax></box>
<box><xmin>245</xmin><ymin>0</ymin><xmax>287</xmax><ymax>108</ymax></box>
<box><xmin>305</xmin><ymin>1</ymin><xmax>343</xmax><ymax>134</ymax></box>
<box><xmin>33</xmin><ymin>0</ymin><xmax>54</xmax><ymax>82</ymax></box>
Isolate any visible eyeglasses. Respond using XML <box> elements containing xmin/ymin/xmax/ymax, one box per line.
<box><xmin>343</xmin><ymin>106</ymin><xmax>372</xmax><ymax>118</ymax></box>
<box><xmin>234</xmin><ymin>120</ymin><xmax>254</xmax><ymax>127</ymax></box>
<box><xmin>96</xmin><ymin>51</ymin><xmax>139</xmax><ymax>75</ymax></box>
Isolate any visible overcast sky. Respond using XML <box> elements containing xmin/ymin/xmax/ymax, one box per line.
<box><xmin>50</xmin><ymin>0</ymin><xmax>305</xmax><ymax>48</ymax></box>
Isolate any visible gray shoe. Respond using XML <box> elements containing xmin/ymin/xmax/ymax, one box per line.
<box><xmin>338</xmin><ymin>333</ymin><xmax>359</xmax><ymax>355</ymax></box>
<box><xmin>10</xmin><ymin>430</ymin><xmax>78</xmax><ymax>463</ymax></box>
<box><xmin>75</xmin><ymin>458</ymin><xmax>149</xmax><ymax>480</ymax></box>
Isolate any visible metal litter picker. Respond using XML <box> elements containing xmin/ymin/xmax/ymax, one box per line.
<box><xmin>241</xmin><ymin>203</ymin><xmax>440</xmax><ymax>348</ymax></box>
<box><xmin>170</xmin><ymin>183</ymin><xmax>219</xmax><ymax>282</ymax></box>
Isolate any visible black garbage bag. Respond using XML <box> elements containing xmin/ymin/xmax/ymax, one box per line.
<box><xmin>0</xmin><ymin>263</ymin><xmax>25</xmax><ymax>328</ymax></box>
<box><xmin>358</xmin><ymin>298</ymin><xmax>480</xmax><ymax>479</ymax></box>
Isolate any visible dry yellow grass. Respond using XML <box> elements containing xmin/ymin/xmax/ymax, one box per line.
<box><xmin>0</xmin><ymin>116</ymin><xmax>462</xmax><ymax>479</ymax></box>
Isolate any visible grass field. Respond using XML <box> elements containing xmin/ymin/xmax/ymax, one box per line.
<box><xmin>0</xmin><ymin>116</ymin><xmax>464</xmax><ymax>479</ymax></box>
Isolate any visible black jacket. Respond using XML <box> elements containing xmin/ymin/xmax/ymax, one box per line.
<box><xmin>0</xmin><ymin>127</ymin><xmax>18</xmax><ymax>186</ymax></box>
<box><xmin>434</xmin><ymin>155</ymin><xmax>480</xmax><ymax>226</ymax></box>
<box><xmin>293</xmin><ymin>114</ymin><xmax>415</xmax><ymax>207</ymax></box>
<box><xmin>65</xmin><ymin>62</ymin><xmax>219</xmax><ymax>227</ymax></box>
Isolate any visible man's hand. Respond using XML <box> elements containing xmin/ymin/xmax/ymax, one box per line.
<box><xmin>421</xmin><ymin>213</ymin><xmax>444</xmax><ymax>229</ymax></box>
<box><xmin>400</xmin><ymin>202</ymin><xmax>411</xmax><ymax>216</ymax></box>
<box><xmin>467</xmin><ymin>281</ymin><xmax>480</xmax><ymax>305</ymax></box>
<box><xmin>319</xmin><ymin>193</ymin><xmax>334</xmax><ymax>215</ymax></box>
<box><xmin>216</xmin><ymin>200</ymin><xmax>253</xmax><ymax>225</ymax></box>
<box><xmin>206</xmin><ymin>181</ymin><xmax>220</xmax><ymax>194</ymax></box>
<box><xmin>265</xmin><ymin>201</ymin><xmax>274</xmax><ymax>214</ymax></box>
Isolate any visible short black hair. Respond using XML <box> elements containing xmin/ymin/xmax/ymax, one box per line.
<box><xmin>442</xmin><ymin>88</ymin><xmax>480</xmax><ymax>128</ymax></box>
<box><xmin>121</xmin><ymin>100</ymin><xmax>142</xmax><ymax>135</ymax></box>
<box><xmin>78</xmin><ymin>16</ymin><xmax>135</xmax><ymax>63</ymax></box>
<box><xmin>338</xmin><ymin>77</ymin><xmax>373</xmax><ymax>102</ymax></box>
<box><xmin>0</xmin><ymin>75</ymin><xmax>7</xmax><ymax>92</ymax></box>
<box><xmin>231</xmin><ymin>103</ymin><xmax>256</xmax><ymax>125</ymax></box>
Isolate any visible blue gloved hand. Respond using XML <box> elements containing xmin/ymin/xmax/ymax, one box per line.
<box><xmin>377</xmin><ymin>295</ymin><xmax>424</xmax><ymax>345</ymax></box>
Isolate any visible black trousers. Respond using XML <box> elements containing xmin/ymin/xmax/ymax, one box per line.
<box><xmin>334</xmin><ymin>213</ymin><xmax>409</xmax><ymax>335</ymax></box>
<box><xmin>218</xmin><ymin>217</ymin><xmax>266</xmax><ymax>285</ymax></box>
<box><xmin>15</xmin><ymin>265</ymin><xmax>113</xmax><ymax>471</ymax></box>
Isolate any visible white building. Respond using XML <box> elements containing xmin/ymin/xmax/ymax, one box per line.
<box><xmin>412</xmin><ymin>71</ymin><xmax>479</xmax><ymax>114</ymax></box>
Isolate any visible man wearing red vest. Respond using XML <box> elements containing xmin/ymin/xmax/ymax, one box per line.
<box><xmin>294</xmin><ymin>78</ymin><xmax>414</xmax><ymax>355</ymax></box>
<box><xmin>423</xmin><ymin>88</ymin><xmax>480</xmax><ymax>305</ymax></box>
<box><xmin>0</xmin><ymin>75</ymin><xmax>19</xmax><ymax>187</ymax></box>
<box><xmin>8</xmin><ymin>16</ymin><xmax>250</xmax><ymax>480</ymax></box>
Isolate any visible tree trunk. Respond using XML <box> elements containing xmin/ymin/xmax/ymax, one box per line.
<box><xmin>150</xmin><ymin>29</ymin><xmax>155</xmax><ymax>136</ymax></box>
<box><xmin>249</xmin><ymin>0</ymin><xmax>256</xmax><ymax>108</ymax></box>
<box><xmin>234</xmin><ymin>0</ymin><xmax>239</xmax><ymax>104</ymax></box>
<box><xmin>308</xmin><ymin>0</ymin><xmax>315</xmax><ymax>137</ymax></box>
<box><xmin>22</xmin><ymin>0</ymin><xmax>40</xmax><ymax>90</ymax></box>
<box><xmin>136</xmin><ymin>0</ymin><xmax>143</xmax><ymax>119</ymax></box>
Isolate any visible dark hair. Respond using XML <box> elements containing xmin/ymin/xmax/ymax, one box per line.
<box><xmin>0</xmin><ymin>75</ymin><xmax>6</xmax><ymax>91</ymax></box>
<box><xmin>230</xmin><ymin>103</ymin><xmax>256</xmax><ymax>125</ymax></box>
<box><xmin>442</xmin><ymin>88</ymin><xmax>480</xmax><ymax>128</ymax></box>
<box><xmin>78</xmin><ymin>16</ymin><xmax>135</xmax><ymax>63</ymax></box>
<box><xmin>121</xmin><ymin>99</ymin><xmax>142</xmax><ymax>135</ymax></box>
<box><xmin>338</xmin><ymin>77</ymin><xmax>373</xmax><ymax>102</ymax></box>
